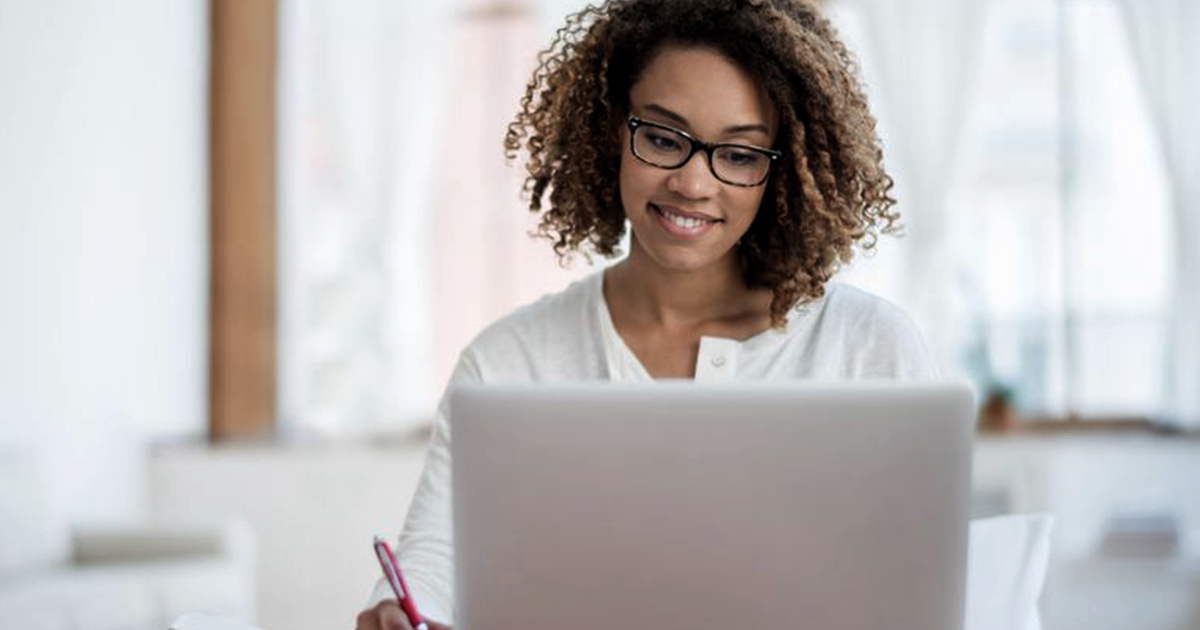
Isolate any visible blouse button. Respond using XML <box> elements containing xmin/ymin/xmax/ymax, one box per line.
<box><xmin>711</xmin><ymin>355</ymin><xmax>727</xmax><ymax>368</ymax></box>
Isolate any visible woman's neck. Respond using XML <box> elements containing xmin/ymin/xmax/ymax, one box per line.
<box><xmin>605</xmin><ymin>245</ymin><xmax>771</xmax><ymax>331</ymax></box>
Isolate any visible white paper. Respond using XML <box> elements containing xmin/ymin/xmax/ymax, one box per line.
<box><xmin>965</xmin><ymin>514</ymin><xmax>1055</xmax><ymax>630</ymax></box>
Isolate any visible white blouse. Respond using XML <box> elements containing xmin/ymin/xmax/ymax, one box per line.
<box><xmin>369</xmin><ymin>269</ymin><xmax>938</xmax><ymax>624</ymax></box>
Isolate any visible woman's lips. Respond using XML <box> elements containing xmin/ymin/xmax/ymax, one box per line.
<box><xmin>650</xmin><ymin>203</ymin><xmax>721</xmax><ymax>239</ymax></box>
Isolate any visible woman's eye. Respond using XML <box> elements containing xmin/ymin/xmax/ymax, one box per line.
<box><xmin>721</xmin><ymin>150</ymin><xmax>761</xmax><ymax>167</ymax></box>
<box><xmin>647</xmin><ymin>132</ymin><xmax>683</xmax><ymax>151</ymax></box>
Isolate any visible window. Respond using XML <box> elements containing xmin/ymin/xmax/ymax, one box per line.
<box><xmin>945</xmin><ymin>0</ymin><xmax>1171</xmax><ymax>419</ymax></box>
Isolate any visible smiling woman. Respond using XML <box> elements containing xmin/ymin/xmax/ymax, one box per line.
<box><xmin>357</xmin><ymin>1</ymin><xmax>936</xmax><ymax>629</ymax></box>
<box><xmin>506</xmin><ymin>0</ymin><xmax>899</xmax><ymax>330</ymax></box>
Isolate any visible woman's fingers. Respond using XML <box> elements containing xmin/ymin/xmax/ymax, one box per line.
<box><xmin>356</xmin><ymin>600</ymin><xmax>455</xmax><ymax>630</ymax></box>
<box><xmin>354</xmin><ymin>606</ymin><xmax>379</xmax><ymax>630</ymax></box>
<box><xmin>355</xmin><ymin>601</ymin><xmax>412</xmax><ymax>630</ymax></box>
<box><xmin>377</xmin><ymin>601</ymin><xmax>410</xmax><ymax>630</ymax></box>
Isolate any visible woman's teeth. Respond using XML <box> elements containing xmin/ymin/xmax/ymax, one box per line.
<box><xmin>657</xmin><ymin>205</ymin><xmax>714</xmax><ymax>229</ymax></box>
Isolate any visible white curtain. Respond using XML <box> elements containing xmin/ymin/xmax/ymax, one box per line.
<box><xmin>845</xmin><ymin>0</ymin><xmax>991</xmax><ymax>371</ymax></box>
<box><xmin>278</xmin><ymin>0</ymin><xmax>590</xmax><ymax>436</ymax></box>
<box><xmin>278</xmin><ymin>0</ymin><xmax>456</xmax><ymax>436</ymax></box>
<box><xmin>1117</xmin><ymin>0</ymin><xmax>1200</xmax><ymax>428</ymax></box>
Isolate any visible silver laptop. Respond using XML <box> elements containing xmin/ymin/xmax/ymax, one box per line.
<box><xmin>450</xmin><ymin>382</ymin><xmax>974</xmax><ymax>630</ymax></box>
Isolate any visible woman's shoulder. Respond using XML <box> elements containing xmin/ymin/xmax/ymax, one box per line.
<box><xmin>818</xmin><ymin>282</ymin><xmax>915</xmax><ymax>332</ymax></box>
<box><xmin>797</xmin><ymin>282</ymin><xmax>938</xmax><ymax>379</ymax></box>
<box><xmin>457</xmin><ymin>269</ymin><xmax>605</xmax><ymax>378</ymax></box>
<box><xmin>476</xmin><ymin>270</ymin><xmax>600</xmax><ymax>341</ymax></box>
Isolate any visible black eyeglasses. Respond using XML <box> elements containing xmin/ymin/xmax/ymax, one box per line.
<box><xmin>626</xmin><ymin>115</ymin><xmax>781</xmax><ymax>187</ymax></box>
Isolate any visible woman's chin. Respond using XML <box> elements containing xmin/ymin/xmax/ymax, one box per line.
<box><xmin>637</xmin><ymin>245</ymin><xmax>736</xmax><ymax>275</ymax></box>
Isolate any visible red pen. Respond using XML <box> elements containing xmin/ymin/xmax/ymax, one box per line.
<box><xmin>373</xmin><ymin>536</ymin><xmax>429</xmax><ymax>630</ymax></box>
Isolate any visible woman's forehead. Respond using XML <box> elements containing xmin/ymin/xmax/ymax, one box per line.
<box><xmin>628</xmin><ymin>45</ymin><xmax>778</xmax><ymax>137</ymax></box>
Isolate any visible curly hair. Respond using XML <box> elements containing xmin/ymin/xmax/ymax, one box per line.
<box><xmin>504</xmin><ymin>0</ymin><xmax>898</xmax><ymax>326</ymax></box>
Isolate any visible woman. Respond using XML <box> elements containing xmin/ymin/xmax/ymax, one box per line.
<box><xmin>357</xmin><ymin>1</ymin><xmax>934</xmax><ymax>628</ymax></box>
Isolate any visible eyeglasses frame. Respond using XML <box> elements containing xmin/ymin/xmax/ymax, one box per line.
<box><xmin>625</xmin><ymin>115</ymin><xmax>782</xmax><ymax>187</ymax></box>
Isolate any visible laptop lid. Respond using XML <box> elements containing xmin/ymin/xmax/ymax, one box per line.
<box><xmin>451</xmin><ymin>382</ymin><xmax>974</xmax><ymax>630</ymax></box>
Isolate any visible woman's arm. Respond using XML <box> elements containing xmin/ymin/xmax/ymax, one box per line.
<box><xmin>360</xmin><ymin>352</ymin><xmax>484</xmax><ymax>627</ymax></box>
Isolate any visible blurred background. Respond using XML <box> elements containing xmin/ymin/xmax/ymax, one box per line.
<box><xmin>1</xmin><ymin>0</ymin><xmax>1197</xmax><ymax>629</ymax></box>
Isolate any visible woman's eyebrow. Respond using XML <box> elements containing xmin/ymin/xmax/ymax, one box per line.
<box><xmin>643</xmin><ymin>103</ymin><xmax>771</xmax><ymax>136</ymax></box>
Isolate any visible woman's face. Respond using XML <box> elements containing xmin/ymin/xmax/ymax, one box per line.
<box><xmin>619</xmin><ymin>45</ymin><xmax>779</xmax><ymax>275</ymax></box>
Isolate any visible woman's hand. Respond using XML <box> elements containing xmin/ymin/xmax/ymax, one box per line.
<box><xmin>355</xmin><ymin>600</ymin><xmax>452</xmax><ymax>630</ymax></box>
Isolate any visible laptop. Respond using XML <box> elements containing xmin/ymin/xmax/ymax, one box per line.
<box><xmin>450</xmin><ymin>382</ymin><xmax>975</xmax><ymax>630</ymax></box>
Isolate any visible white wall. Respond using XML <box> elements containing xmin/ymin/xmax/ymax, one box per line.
<box><xmin>0</xmin><ymin>0</ymin><xmax>209</xmax><ymax>525</ymax></box>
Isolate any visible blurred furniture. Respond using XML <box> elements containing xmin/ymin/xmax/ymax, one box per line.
<box><xmin>150</xmin><ymin>440</ymin><xmax>430</xmax><ymax>630</ymax></box>
<box><xmin>1042</xmin><ymin>550</ymin><xmax>1200</xmax><ymax>630</ymax></box>
<box><xmin>0</xmin><ymin>447</ymin><xmax>256</xmax><ymax>630</ymax></box>
<box><xmin>974</xmin><ymin>434</ymin><xmax>1200</xmax><ymax>630</ymax></box>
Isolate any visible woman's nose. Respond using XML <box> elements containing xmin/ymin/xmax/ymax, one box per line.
<box><xmin>666</xmin><ymin>151</ymin><xmax>721</xmax><ymax>199</ymax></box>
